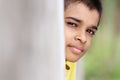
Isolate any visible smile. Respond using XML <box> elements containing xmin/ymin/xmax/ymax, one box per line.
<box><xmin>68</xmin><ymin>45</ymin><xmax>84</xmax><ymax>55</ymax></box>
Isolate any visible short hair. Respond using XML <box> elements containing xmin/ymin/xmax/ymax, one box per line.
<box><xmin>64</xmin><ymin>0</ymin><xmax>102</xmax><ymax>20</ymax></box>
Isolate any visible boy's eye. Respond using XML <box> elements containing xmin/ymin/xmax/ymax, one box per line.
<box><xmin>86</xmin><ymin>29</ymin><xmax>95</xmax><ymax>35</ymax></box>
<box><xmin>66</xmin><ymin>22</ymin><xmax>78</xmax><ymax>27</ymax></box>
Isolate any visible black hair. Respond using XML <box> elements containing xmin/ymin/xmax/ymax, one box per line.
<box><xmin>65</xmin><ymin>0</ymin><xmax>102</xmax><ymax>21</ymax></box>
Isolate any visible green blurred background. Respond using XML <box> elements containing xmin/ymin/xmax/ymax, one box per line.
<box><xmin>84</xmin><ymin>0</ymin><xmax>120</xmax><ymax>80</ymax></box>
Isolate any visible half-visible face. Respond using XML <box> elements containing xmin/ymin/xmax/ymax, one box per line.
<box><xmin>65</xmin><ymin>2</ymin><xmax>99</xmax><ymax>62</ymax></box>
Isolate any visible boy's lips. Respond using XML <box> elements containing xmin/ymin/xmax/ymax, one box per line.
<box><xmin>68</xmin><ymin>45</ymin><xmax>84</xmax><ymax>55</ymax></box>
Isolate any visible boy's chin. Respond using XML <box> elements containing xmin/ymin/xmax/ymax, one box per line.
<box><xmin>66</xmin><ymin>57</ymin><xmax>79</xmax><ymax>62</ymax></box>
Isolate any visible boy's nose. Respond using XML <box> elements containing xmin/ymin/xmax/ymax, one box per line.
<box><xmin>75</xmin><ymin>32</ymin><xmax>87</xmax><ymax>44</ymax></box>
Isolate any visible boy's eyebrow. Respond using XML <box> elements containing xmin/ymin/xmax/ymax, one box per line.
<box><xmin>65</xmin><ymin>17</ymin><xmax>82</xmax><ymax>23</ymax></box>
<box><xmin>91</xmin><ymin>26</ymin><xmax>98</xmax><ymax>30</ymax></box>
<box><xmin>66</xmin><ymin>17</ymin><xmax>98</xmax><ymax>30</ymax></box>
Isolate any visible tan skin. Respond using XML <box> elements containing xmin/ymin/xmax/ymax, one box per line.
<box><xmin>65</xmin><ymin>2</ymin><xmax>99</xmax><ymax>62</ymax></box>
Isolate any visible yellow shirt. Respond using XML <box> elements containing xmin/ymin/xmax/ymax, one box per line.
<box><xmin>66</xmin><ymin>61</ymin><xmax>76</xmax><ymax>80</ymax></box>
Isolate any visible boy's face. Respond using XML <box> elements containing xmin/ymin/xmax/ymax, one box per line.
<box><xmin>64</xmin><ymin>2</ymin><xmax>99</xmax><ymax>62</ymax></box>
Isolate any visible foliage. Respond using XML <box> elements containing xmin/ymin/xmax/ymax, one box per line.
<box><xmin>84</xmin><ymin>0</ymin><xmax>120</xmax><ymax>80</ymax></box>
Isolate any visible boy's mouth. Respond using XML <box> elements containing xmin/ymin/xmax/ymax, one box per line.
<box><xmin>68</xmin><ymin>44</ymin><xmax>84</xmax><ymax>55</ymax></box>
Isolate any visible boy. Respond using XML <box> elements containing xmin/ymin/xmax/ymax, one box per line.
<box><xmin>64</xmin><ymin>0</ymin><xmax>102</xmax><ymax>80</ymax></box>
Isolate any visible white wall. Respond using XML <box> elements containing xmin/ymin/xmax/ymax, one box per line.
<box><xmin>76</xmin><ymin>59</ymin><xmax>84</xmax><ymax>80</ymax></box>
<box><xmin>0</xmin><ymin>0</ymin><xmax>64</xmax><ymax>80</ymax></box>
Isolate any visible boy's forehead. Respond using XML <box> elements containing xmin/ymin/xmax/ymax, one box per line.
<box><xmin>65</xmin><ymin>2</ymin><xmax>99</xmax><ymax>16</ymax></box>
<box><xmin>66</xmin><ymin>2</ymin><xmax>99</xmax><ymax>14</ymax></box>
